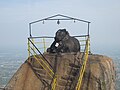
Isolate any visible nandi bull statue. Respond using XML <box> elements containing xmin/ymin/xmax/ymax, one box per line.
<box><xmin>47</xmin><ymin>29</ymin><xmax>80</xmax><ymax>53</ymax></box>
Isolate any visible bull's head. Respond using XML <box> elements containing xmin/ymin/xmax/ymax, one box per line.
<box><xmin>55</xmin><ymin>29</ymin><xmax>69</xmax><ymax>42</ymax></box>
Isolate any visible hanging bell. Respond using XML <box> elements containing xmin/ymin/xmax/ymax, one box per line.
<box><xmin>74</xmin><ymin>19</ymin><xmax>76</xmax><ymax>23</ymax></box>
<box><xmin>57</xmin><ymin>19</ymin><xmax>60</xmax><ymax>24</ymax></box>
<box><xmin>42</xmin><ymin>20</ymin><xmax>44</xmax><ymax>24</ymax></box>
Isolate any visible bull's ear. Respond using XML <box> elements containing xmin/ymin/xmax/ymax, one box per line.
<box><xmin>63</xmin><ymin>29</ymin><xmax>68</xmax><ymax>34</ymax></box>
<box><xmin>66</xmin><ymin>31</ymin><xmax>69</xmax><ymax>35</ymax></box>
<box><xmin>54</xmin><ymin>37</ymin><xmax>56</xmax><ymax>40</ymax></box>
<box><xmin>63</xmin><ymin>29</ymin><xmax>66</xmax><ymax>31</ymax></box>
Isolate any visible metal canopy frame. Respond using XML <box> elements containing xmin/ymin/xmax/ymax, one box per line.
<box><xmin>29</xmin><ymin>14</ymin><xmax>91</xmax><ymax>37</ymax></box>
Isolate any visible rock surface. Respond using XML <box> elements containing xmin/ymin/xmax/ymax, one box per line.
<box><xmin>4</xmin><ymin>53</ymin><xmax>116</xmax><ymax>90</ymax></box>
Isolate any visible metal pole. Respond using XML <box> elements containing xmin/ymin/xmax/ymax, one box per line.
<box><xmin>87</xmin><ymin>23</ymin><xmax>90</xmax><ymax>36</ymax></box>
<box><xmin>29</xmin><ymin>23</ymin><xmax>32</xmax><ymax>37</ymax></box>
<box><xmin>87</xmin><ymin>23</ymin><xmax>91</xmax><ymax>54</ymax></box>
<box><xmin>43</xmin><ymin>38</ymin><xmax>46</xmax><ymax>52</ymax></box>
<box><xmin>87</xmin><ymin>23</ymin><xmax>89</xmax><ymax>36</ymax></box>
<box><xmin>29</xmin><ymin>14</ymin><xmax>91</xmax><ymax>24</ymax></box>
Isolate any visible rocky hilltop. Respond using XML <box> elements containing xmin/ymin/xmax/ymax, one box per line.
<box><xmin>4</xmin><ymin>53</ymin><xmax>115</xmax><ymax>90</ymax></box>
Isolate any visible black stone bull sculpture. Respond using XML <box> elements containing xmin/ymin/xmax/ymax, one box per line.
<box><xmin>47</xmin><ymin>29</ymin><xmax>80</xmax><ymax>53</ymax></box>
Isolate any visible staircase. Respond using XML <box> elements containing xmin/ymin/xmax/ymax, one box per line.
<box><xmin>27</xmin><ymin>52</ymin><xmax>83</xmax><ymax>90</ymax></box>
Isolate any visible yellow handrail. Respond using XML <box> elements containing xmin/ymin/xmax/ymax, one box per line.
<box><xmin>31</xmin><ymin>39</ymin><xmax>36</xmax><ymax>55</ymax></box>
<box><xmin>28</xmin><ymin>39</ymin><xmax>57</xmax><ymax>90</ymax></box>
<box><xmin>51</xmin><ymin>75</ymin><xmax>57</xmax><ymax>90</ymax></box>
<box><xmin>30</xmin><ymin>46</ymin><xmax>54</xmax><ymax>77</ymax></box>
<box><xmin>76</xmin><ymin>37</ymin><xmax>90</xmax><ymax>90</ymax></box>
<box><xmin>28</xmin><ymin>39</ymin><xmax>30</xmax><ymax>57</ymax></box>
<box><xmin>29</xmin><ymin>51</ymin><xmax>57</xmax><ymax>89</ymax></box>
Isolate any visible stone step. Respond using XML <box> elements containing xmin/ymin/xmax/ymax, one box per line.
<box><xmin>32</xmin><ymin>67</ymin><xmax>46</xmax><ymax>75</ymax></box>
<box><xmin>35</xmin><ymin>72</ymin><xmax>46</xmax><ymax>78</ymax></box>
<box><xmin>35</xmin><ymin>71</ymin><xmax>53</xmax><ymax>80</ymax></box>
<box><xmin>57</xmin><ymin>79</ymin><xmax>68</xmax><ymax>87</ymax></box>
<box><xmin>32</xmin><ymin>66</ymin><xmax>43</xmax><ymax>70</ymax></box>
<box><xmin>71</xmin><ymin>70</ymin><xmax>79</xmax><ymax>76</ymax></box>
<box><xmin>66</xmin><ymin>66</ymin><xmax>80</xmax><ymax>76</ymax></box>
<box><xmin>69</xmin><ymin>63</ymin><xmax>81</xmax><ymax>68</ymax></box>
<box><xmin>55</xmin><ymin>86</ymin><xmax>65</xmax><ymax>90</ymax></box>
<box><xmin>61</xmin><ymin>75</ymin><xmax>75</xmax><ymax>82</ymax></box>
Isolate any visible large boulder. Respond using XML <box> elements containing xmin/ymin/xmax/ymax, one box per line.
<box><xmin>4</xmin><ymin>53</ymin><xmax>115</xmax><ymax>90</ymax></box>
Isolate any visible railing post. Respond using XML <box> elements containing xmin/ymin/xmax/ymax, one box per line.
<box><xmin>31</xmin><ymin>38</ymin><xmax>35</xmax><ymax>55</ymax></box>
<box><xmin>29</xmin><ymin>23</ymin><xmax>32</xmax><ymax>37</ymax></box>
<box><xmin>76</xmin><ymin>37</ymin><xmax>90</xmax><ymax>90</ymax></box>
<box><xmin>43</xmin><ymin>38</ymin><xmax>46</xmax><ymax>52</ymax></box>
<box><xmin>28</xmin><ymin>38</ymin><xmax>30</xmax><ymax>57</ymax></box>
<box><xmin>51</xmin><ymin>75</ymin><xmax>57</xmax><ymax>90</ymax></box>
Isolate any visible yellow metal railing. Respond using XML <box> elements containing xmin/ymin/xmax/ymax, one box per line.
<box><xmin>28</xmin><ymin>36</ymin><xmax>87</xmax><ymax>54</ymax></box>
<box><xmin>43</xmin><ymin>38</ymin><xmax>46</xmax><ymax>52</ymax></box>
<box><xmin>28</xmin><ymin>38</ymin><xmax>57</xmax><ymax>90</ymax></box>
<box><xmin>76</xmin><ymin>37</ymin><xmax>90</xmax><ymax>90</ymax></box>
<box><xmin>51</xmin><ymin>75</ymin><xmax>57</xmax><ymax>90</ymax></box>
<box><xmin>32</xmin><ymin>55</ymin><xmax>57</xmax><ymax>90</ymax></box>
<box><xmin>28</xmin><ymin>36</ymin><xmax>90</xmax><ymax>90</ymax></box>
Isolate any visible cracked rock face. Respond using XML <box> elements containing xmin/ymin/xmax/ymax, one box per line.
<box><xmin>81</xmin><ymin>54</ymin><xmax>116</xmax><ymax>90</ymax></box>
<box><xmin>4</xmin><ymin>53</ymin><xmax>115</xmax><ymax>90</ymax></box>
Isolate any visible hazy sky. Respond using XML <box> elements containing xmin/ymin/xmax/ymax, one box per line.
<box><xmin>0</xmin><ymin>0</ymin><xmax>120</xmax><ymax>52</ymax></box>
